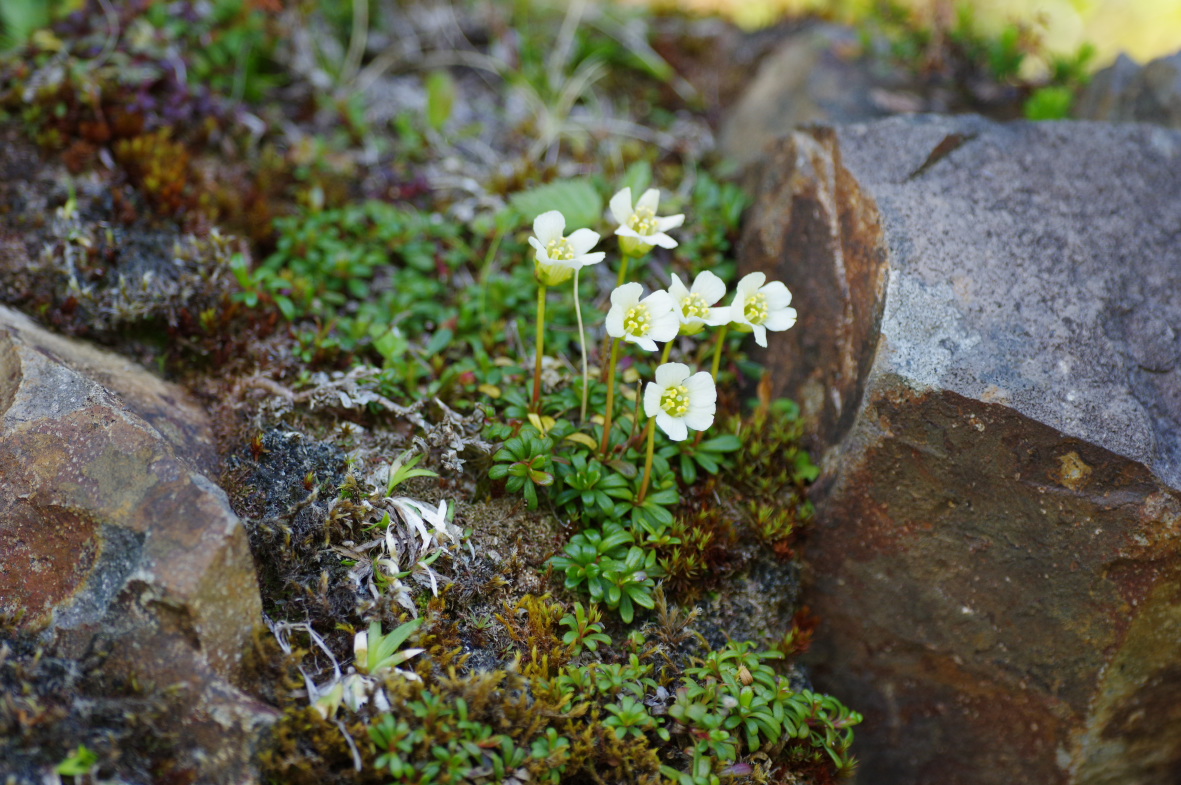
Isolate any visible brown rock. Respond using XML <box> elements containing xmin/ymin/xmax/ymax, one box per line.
<box><xmin>0</xmin><ymin>305</ymin><xmax>272</xmax><ymax>783</ymax></box>
<box><xmin>739</xmin><ymin>116</ymin><xmax>1181</xmax><ymax>783</ymax></box>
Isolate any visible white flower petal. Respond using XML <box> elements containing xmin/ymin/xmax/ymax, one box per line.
<box><xmin>576</xmin><ymin>251</ymin><xmax>606</xmax><ymax>267</ymax></box>
<box><xmin>643</xmin><ymin>381</ymin><xmax>662</xmax><ymax>417</ymax></box>
<box><xmin>655</xmin><ymin>213</ymin><xmax>684</xmax><ymax>232</ymax></box>
<box><xmin>629</xmin><ymin>335</ymin><xmax>658</xmax><ymax>352</ymax></box>
<box><xmin>656</xmin><ymin>412</ymin><xmax>688</xmax><ymax>441</ymax></box>
<box><xmin>609</xmin><ymin>188</ymin><xmax>633</xmax><ymax>225</ymax></box>
<box><xmin>692</xmin><ymin>271</ymin><xmax>726</xmax><ymax>305</ymax></box>
<box><xmin>605</xmin><ymin>308</ymin><xmax>626</xmax><ymax>338</ymax></box>
<box><xmin>567</xmin><ymin>228</ymin><xmax>602</xmax><ymax>255</ymax></box>
<box><xmin>685</xmin><ymin>372</ymin><xmax>717</xmax><ymax>404</ymax></box>
<box><xmin>649</xmin><ymin>311</ymin><xmax>681</xmax><ymax>343</ymax></box>
<box><xmin>533</xmin><ymin>210</ymin><xmax>565</xmax><ymax>244</ymax></box>
<box><xmin>765</xmin><ymin>307</ymin><xmax>798</xmax><ymax>331</ymax></box>
<box><xmin>636</xmin><ymin>188</ymin><xmax>661</xmax><ymax>213</ymax></box>
<box><xmin>752</xmin><ymin>324</ymin><xmax>768</xmax><ymax>348</ymax></box>
<box><xmin>655</xmin><ymin>362</ymin><xmax>690</xmax><ymax>386</ymax></box>
<box><xmin>729</xmin><ymin>300</ymin><xmax>750</xmax><ymax>327</ymax></box>
<box><xmin>705</xmin><ymin>307</ymin><xmax>732</xmax><ymax>326</ymax></box>
<box><xmin>647</xmin><ymin>232</ymin><xmax>679</xmax><ymax>249</ymax></box>
<box><xmin>735</xmin><ymin>272</ymin><xmax>766</xmax><ymax>299</ymax></box>
<box><xmin>668</xmin><ymin>273</ymin><xmax>690</xmax><ymax>301</ymax></box>
<box><xmin>684</xmin><ymin>408</ymin><xmax>714</xmax><ymax>432</ymax></box>
<box><xmin>614</xmin><ymin>226</ymin><xmax>647</xmax><ymax>241</ymax></box>
<box><xmin>643</xmin><ymin>290</ymin><xmax>676</xmax><ymax>316</ymax></box>
<box><xmin>528</xmin><ymin>236</ymin><xmax>550</xmax><ymax>263</ymax></box>
<box><xmin>611</xmin><ymin>282</ymin><xmax>643</xmax><ymax>308</ymax></box>
<box><xmin>762</xmin><ymin>280</ymin><xmax>793</xmax><ymax>309</ymax></box>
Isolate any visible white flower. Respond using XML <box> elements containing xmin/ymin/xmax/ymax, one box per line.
<box><xmin>605</xmin><ymin>282</ymin><xmax>679</xmax><ymax>352</ymax></box>
<box><xmin>668</xmin><ymin>271</ymin><xmax>730</xmax><ymax>335</ymax></box>
<box><xmin>728</xmin><ymin>272</ymin><xmax>796</xmax><ymax>348</ymax></box>
<box><xmin>643</xmin><ymin>363</ymin><xmax>716</xmax><ymax>442</ymax></box>
<box><xmin>610</xmin><ymin>187</ymin><xmax>684</xmax><ymax>257</ymax></box>
<box><xmin>528</xmin><ymin>210</ymin><xmax>605</xmax><ymax>286</ymax></box>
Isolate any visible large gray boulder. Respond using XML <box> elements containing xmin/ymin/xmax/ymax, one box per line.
<box><xmin>0</xmin><ymin>305</ymin><xmax>273</xmax><ymax>783</ymax></box>
<box><xmin>719</xmin><ymin>25</ymin><xmax>893</xmax><ymax>170</ymax></box>
<box><xmin>1077</xmin><ymin>51</ymin><xmax>1181</xmax><ymax>127</ymax></box>
<box><xmin>738</xmin><ymin>116</ymin><xmax>1181</xmax><ymax>784</ymax></box>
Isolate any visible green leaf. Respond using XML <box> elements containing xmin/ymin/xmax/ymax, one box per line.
<box><xmin>425</xmin><ymin>328</ymin><xmax>454</xmax><ymax>356</ymax></box>
<box><xmin>373</xmin><ymin>327</ymin><xmax>409</xmax><ymax>363</ymax></box>
<box><xmin>1024</xmin><ymin>86</ymin><xmax>1074</xmax><ymax>121</ymax></box>
<box><xmin>607</xmin><ymin>459</ymin><xmax>637</xmax><ymax>478</ymax></box>
<box><xmin>369</xmin><ymin>617</ymin><xmax>423</xmax><ymax>673</ymax></box>
<box><xmin>619</xmin><ymin>160</ymin><xmax>652</xmax><ymax>198</ymax></box>
<box><xmin>700</xmin><ymin>434</ymin><xmax>742</xmax><ymax>453</ymax></box>
<box><xmin>56</xmin><ymin>745</ymin><xmax>98</xmax><ymax>776</ymax></box>
<box><xmin>510</xmin><ymin>179</ymin><xmax>604</xmax><ymax>231</ymax></box>
<box><xmin>426</xmin><ymin>70</ymin><xmax>456</xmax><ymax>131</ymax></box>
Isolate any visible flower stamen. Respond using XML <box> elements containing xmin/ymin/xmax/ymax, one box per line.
<box><xmin>744</xmin><ymin>292</ymin><xmax>769</xmax><ymax>325</ymax></box>
<box><xmin>628</xmin><ymin>206</ymin><xmax>657</xmax><ymax>236</ymax></box>
<box><xmin>546</xmin><ymin>238</ymin><xmax>575</xmax><ymax>261</ymax></box>
<box><xmin>660</xmin><ymin>385</ymin><xmax>691</xmax><ymax>417</ymax></box>
<box><xmin>681</xmin><ymin>293</ymin><xmax>711</xmax><ymax>320</ymax></box>
<box><xmin>624</xmin><ymin>304</ymin><xmax>652</xmax><ymax>336</ymax></box>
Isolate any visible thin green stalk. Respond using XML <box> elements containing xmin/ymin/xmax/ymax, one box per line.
<box><xmin>532</xmin><ymin>283</ymin><xmax>548</xmax><ymax>412</ymax></box>
<box><xmin>478</xmin><ymin>225</ymin><xmax>505</xmax><ymax>330</ymax></box>
<box><xmin>710</xmin><ymin>324</ymin><xmax>729</xmax><ymax>379</ymax></box>
<box><xmin>574</xmin><ymin>268</ymin><xmax>589</xmax><ymax>424</ymax></box>
<box><xmin>630</xmin><ymin>378</ymin><xmax>643</xmax><ymax>440</ymax></box>
<box><xmin>637</xmin><ymin>417</ymin><xmax>657</xmax><ymax>504</ymax></box>
<box><xmin>599</xmin><ymin>338</ymin><xmax>621</xmax><ymax>455</ymax></box>
<box><xmin>616</xmin><ymin>251</ymin><xmax>632</xmax><ymax>287</ymax></box>
<box><xmin>633</xmin><ymin>344</ymin><xmax>672</xmax><ymax>441</ymax></box>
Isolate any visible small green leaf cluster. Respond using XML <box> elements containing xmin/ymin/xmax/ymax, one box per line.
<box><xmin>369</xmin><ymin>696</ymin><xmax>531</xmax><ymax>784</ymax></box>
<box><xmin>233</xmin><ymin>201</ymin><xmax>454</xmax><ymax>338</ymax></box>
<box><xmin>358</xmin><ymin>618</ymin><xmax>424</xmax><ymax>676</ymax></box>
<box><xmin>260</xmin><ymin>588</ymin><xmax>863</xmax><ymax>785</ymax></box>
<box><xmin>488</xmin><ymin>427</ymin><xmax>555</xmax><ymax>509</ymax></box>
<box><xmin>725</xmin><ymin>399</ymin><xmax>818</xmax><ymax>499</ymax></box>
<box><xmin>233</xmin><ymin>200</ymin><xmax>595</xmax><ymax>398</ymax></box>
<box><xmin>483</xmin><ymin>388</ymin><xmax>750</xmax><ymax>622</ymax></box>
<box><xmin>553</xmin><ymin>453</ymin><xmax>631</xmax><ymax>517</ymax></box>
<box><xmin>558</xmin><ymin>602</ymin><xmax>611</xmax><ymax>656</ymax></box>
<box><xmin>663</xmin><ymin>643</ymin><xmax>862</xmax><ymax>781</ymax></box>
<box><xmin>549</xmin><ymin>523</ymin><xmax>659</xmax><ymax>623</ymax></box>
<box><xmin>659</xmin><ymin>433</ymin><xmax>742</xmax><ymax>486</ymax></box>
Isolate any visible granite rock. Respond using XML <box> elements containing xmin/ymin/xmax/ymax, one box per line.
<box><xmin>738</xmin><ymin>116</ymin><xmax>1181</xmax><ymax>784</ymax></box>
<box><xmin>0</xmin><ymin>305</ymin><xmax>273</xmax><ymax>783</ymax></box>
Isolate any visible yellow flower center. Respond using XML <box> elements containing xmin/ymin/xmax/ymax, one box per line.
<box><xmin>681</xmin><ymin>293</ymin><xmax>711</xmax><ymax>320</ymax></box>
<box><xmin>628</xmin><ymin>206</ymin><xmax>657</xmax><ymax>236</ymax></box>
<box><xmin>624</xmin><ymin>304</ymin><xmax>652</xmax><ymax>336</ymax></box>
<box><xmin>744</xmin><ymin>292</ymin><xmax>769</xmax><ymax>325</ymax></box>
<box><xmin>660</xmin><ymin>385</ymin><xmax>691</xmax><ymax>417</ymax></box>
<box><xmin>546</xmin><ymin>237</ymin><xmax>575</xmax><ymax>261</ymax></box>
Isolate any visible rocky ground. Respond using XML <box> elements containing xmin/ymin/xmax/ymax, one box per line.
<box><xmin>3</xmin><ymin>2</ymin><xmax>1176</xmax><ymax>785</ymax></box>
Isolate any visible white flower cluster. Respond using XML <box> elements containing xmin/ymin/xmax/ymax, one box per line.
<box><xmin>526</xmin><ymin>186</ymin><xmax>797</xmax><ymax>441</ymax></box>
